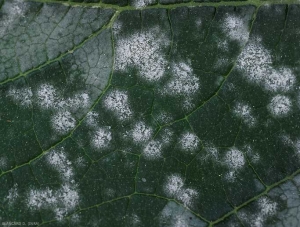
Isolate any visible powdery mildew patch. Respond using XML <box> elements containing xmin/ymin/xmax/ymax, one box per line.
<box><xmin>103</xmin><ymin>89</ymin><xmax>132</xmax><ymax>121</ymax></box>
<box><xmin>179</xmin><ymin>132</ymin><xmax>200</xmax><ymax>153</ymax></box>
<box><xmin>132</xmin><ymin>0</ymin><xmax>156</xmax><ymax>8</ymax></box>
<box><xmin>28</xmin><ymin>149</ymin><xmax>79</xmax><ymax>220</ymax></box>
<box><xmin>91</xmin><ymin>127</ymin><xmax>112</xmax><ymax>150</ymax></box>
<box><xmin>233</xmin><ymin>103</ymin><xmax>256</xmax><ymax>127</ymax></box>
<box><xmin>164</xmin><ymin>174</ymin><xmax>198</xmax><ymax>207</ymax></box>
<box><xmin>51</xmin><ymin>111</ymin><xmax>76</xmax><ymax>134</ymax></box>
<box><xmin>7</xmin><ymin>87</ymin><xmax>33</xmax><ymax>107</ymax></box>
<box><xmin>224</xmin><ymin>148</ymin><xmax>245</xmax><ymax>170</ymax></box>
<box><xmin>115</xmin><ymin>27</ymin><xmax>169</xmax><ymax>82</ymax></box>
<box><xmin>238</xmin><ymin>196</ymin><xmax>277</xmax><ymax>227</ymax></box>
<box><xmin>85</xmin><ymin>111</ymin><xmax>99</xmax><ymax>127</ymax></box>
<box><xmin>236</xmin><ymin>40</ymin><xmax>296</xmax><ymax>93</ymax></box>
<box><xmin>6</xmin><ymin>184</ymin><xmax>19</xmax><ymax>206</ymax></box>
<box><xmin>222</xmin><ymin>15</ymin><xmax>250</xmax><ymax>45</ymax></box>
<box><xmin>267</xmin><ymin>95</ymin><xmax>292</xmax><ymax>118</ymax></box>
<box><xmin>131</xmin><ymin>121</ymin><xmax>153</xmax><ymax>144</ymax></box>
<box><xmin>143</xmin><ymin>140</ymin><xmax>162</xmax><ymax>160</ymax></box>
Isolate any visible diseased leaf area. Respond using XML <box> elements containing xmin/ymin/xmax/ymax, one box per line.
<box><xmin>1</xmin><ymin>0</ymin><xmax>300</xmax><ymax>226</ymax></box>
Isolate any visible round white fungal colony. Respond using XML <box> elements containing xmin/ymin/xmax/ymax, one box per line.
<box><xmin>222</xmin><ymin>15</ymin><xmax>250</xmax><ymax>44</ymax></box>
<box><xmin>166</xmin><ymin>62</ymin><xmax>200</xmax><ymax>96</ymax></box>
<box><xmin>258</xmin><ymin>197</ymin><xmax>278</xmax><ymax>217</ymax></box>
<box><xmin>47</xmin><ymin>150</ymin><xmax>73</xmax><ymax>181</ymax></box>
<box><xmin>179</xmin><ymin>132</ymin><xmax>200</xmax><ymax>152</ymax></box>
<box><xmin>131</xmin><ymin>121</ymin><xmax>153</xmax><ymax>143</ymax></box>
<box><xmin>132</xmin><ymin>0</ymin><xmax>155</xmax><ymax>8</ymax></box>
<box><xmin>224</xmin><ymin>148</ymin><xmax>245</xmax><ymax>170</ymax></box>
<box><xmin>237</xmin><ymin>41</ymin><xmax>296</xmax><ymax>93</ymax></box>
<box><xmin>233</xmin><ymin>103</ymin><xmax>256</xmax><ymax>127</ymax></box>
<box><xmin>164</xmin><ymin>174</ymin><xmax>184</xmax><ymax>196</ymax></box>
<box><xmin>7</xmin><ymin>87</ymin><xmax>33</xmax><ymax>107</ymax></box>
<box><xmin>85</xmin><ymin>111</ymin><xmax>99</xmax><ymax>127</ymax></box>
<box><xmin>143</xmin><ymin>140</ymin><xmax>162</xmax><ymax>160</ymax></box>
<box><xmin>268</xmin><ymin>95</ymin><xmax>292</xmax><ymax>117</ymax></box>
<box><xmin>37</xmin><ymin>84</ymin><xmax>57</xmax><ymax>109</ymax></box>
<box><xmin>115</xmin><ymin>27</ymin><xmax>169</xmax><ymax>82</ymax></box>
<box><xmin>104</xmin><ymin>90</ymin><xmax>132</xmax><ymax>121</ymax></box>
<box><xmin>92</xmin><ymin>127</ymin><xmax>112</xmax><ymax>149</ymax></box>
<box><xmin>51</xmin><ymin>111</ymin><xmax>76</xmax><ymax>134</ymax></box>
<box><xmin>177</xmin><ymin>188</ymin><xmax>198</xmax><ymax>207</ymax></box>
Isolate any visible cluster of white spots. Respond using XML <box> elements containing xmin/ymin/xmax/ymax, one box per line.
<box><xmin>115</xmin><ymin>27</ymin><xmax>169</xmax><ymax>82</ymax></box>
<box><xmin>28</xmin><ymin>184</ymin><xmax>79</xmax><ymax>220</ymax></box>
<box><xmin>179</xmin><ymin>132</ymin><xmax>200</xmax><ymax>153</ymax></box>
<box><xmin>51</xmin><ymin>111</ymin><xmax>76</xmax><ymax>134</ymax></box>
<box><xmin>28</xmin><ymin>149</ymin><xmax>79</xmax><ymax>220</ymax></box>
<box><xmin>132</xmin><ymin>0</ymin><xmax>155</xmax><ymax>8</ymax></box>
<box><xmin>7</xmin><ymin>87</ymin><xmax>33</xmax><ymax>107</ymax></box>
<box><xmin>47</xmin><ymin>150</ymin><xmax>74</xmax><ymax>181</ymax></box>
<box><xmin>0</xmin><ymin>157</ymin><xmax>7</xmax><ymax>169</ymax></box>
<box><xmin>0</xmin><ymin>0</ymin><xmax>25</xmax><ymax>37</ymax></box>
<box><xmin>6</xmin><ymin>184</ymin><xmax>19</xmax><ymax>206</ymax></box>
<box><xmin>131</xmin><ymin>121</ymin><xmax>153</xmax><ymax>143</ymax></box>
<box><xmin>164</xmin><ymin>174</ymin><xmax>198</xmax><ymax>207</ymax></box>
<box><xmin>244</xmin><ymin>145</ymin><xmax>260</xmax><ymax>164</ymax></box>
<box><xmin>36</xmin><ymin>83</ymin><xmax>90</xmax><ymax>111</ymax></box>
<box><xmin>85</xmin><ymin>111</ymin><xmax>99</xmax><ymax>127</ymax></box>
<box><xmin>143</xmin><ymin>140</ymin><xmax>162</xmax><ymax>160</ymax></box>
<box><xmin>224</xmin><ymin>148</ymin><xmax>245</xmax><ymax>170</ymax></box>
<box><xmin>223</xmin><ymin>148</ymin><xmax>245</xmax><ymax>182</ymax></box>
<box><xmin>239</xmin><ymin>196</ymin><xmax>277</xmax><ymax>227</ymax></box>
<box><xmin>233</xmin><ymin>103</ymin><xmax>256</xmax><ymax>127</ymax></box>
<box><xmin>104</xmin><ymin>90</ymin><xmax>132</xmax><ymax>121</ymax></box>
<box><xmin>280</xmin><ymin>134</ymin><xmax>300</xmax><ymax>158</ymax></box>
<box><xmin>222</xmin><ymin>15</ymin><xmax>250</xmax><ymax>45</ymax></box>
<box><xmin>267</xmin><ymin>95</ymin><xmax>292</xmax><ymax>117</ymax></box>
<box><xmin>165</xmin><ymin>62</ymin><xmax>200</xmax><ymax>96</ymax></box>
<box><xmin>91</xmin><ymin>127</ymin><xmax>112</xmax><ymax>150</ymax></box>
<box><xmin>237</xmin><ymin>41</ymin><xmax>296</xmax><ymax>93</ymax></box>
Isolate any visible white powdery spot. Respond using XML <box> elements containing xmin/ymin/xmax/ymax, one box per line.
<box><xmin>85</xmin><ymin>111</ymin><xmax>99</xmax><ymax>127</ymax></box>
<box><xmin>224</xmin><ymin>148</ymin><xmax>245</xmax><ymax>170</ymax></box>
<box><xmin>51</xmin><ymin>111</ymin><xmax>76</xmax><ymax>134</ymax></box>
<box><xmin>37</xmin><ymin>84</ymin><xmax>58</xmax><ymax>109</ymax></box>
<box><xmin>267</xmin><ymin>95</ymin><xmax>292</xmax><ymax>117</ymax></box>
<box><xmin>165</xmin><ymin>62</ymin><xmax>200</xmax><ymax>96</ymax></box>
<box><xmin>132</xmin><ymin>121</ymin><xmax>153</xmax><ymax>143</ymax></box>
<box><xmin>258</xmin><ymin>197</ymin><xmax>277</xmax><ymax>217</ymax></box>
<box><xmin>179</xmin><ymin>132</ymin><xmax>200</xmax><ymax>152</ymax></box>
<box><xmin>47</xmin><ymin>150</ymin><xmax>73</xmax><ymax>181</ymax></box>
<box><xmin>115</xmin><ymin>27</ymin><xmax>169</xmax><ymax>82</ymax></box>
<box><xmin>202</xmin><ymin>146</ymin><xmax>219</xmax><ymax>161</ymax></box>
<box><xmin>132</xmin><ymin>0</ymin><xmax>155</xmax><ymax>8</ymax></box>
<box><xmin>7</xmin><ymin>87</ymin><xmax>33</xmax><ymax>107</ymax></box>
<box><xmin>104</xmin><ymin>90</ymin><xmax>132</xmax><ymax>121</ymax></box>
<box><xmin>143</xmin><ymin>140</ymin><xmax>162</xmax><ymax>160</ymax></box>
<box><xmin>233</xmin><ymin>103</ymin><xmax>256</xmax><ymax>127</ymax></box>
<box><xmin>6</xmin><ymin>184</ymin><xmax>18</xmax><ymax>205</ymax></box>
<box><xmin>237</xmin><ymin>41</ymin><xmax>296</xmax><ymax>93</ymax></box>
<box><xmin>64</xmin><ymin>93</ymin><xmax>90</xmax><ymax>110</ymax></box>
<box><xmin>164</xmin><ymin>174</ymin><xmax>198</xmax><ymax>207</ymax></box>
<box><xmin>224</xmin><ymin>171</ymin><xmax>237</xmax><ymax>182</ymax></box>
<box><xmin>222</xmin><ymin>15</ymin><xmax>250</xmax><ymax>44</ymax></box>
<box><xmin>92</xmin><ymin>127</ymin><xmax>112</xmax><ymax>149</ymax></box>
<box><xmin>27</xmin><ymin>184</ymin><xmax>79</xmax><ymax>221</ymax></box>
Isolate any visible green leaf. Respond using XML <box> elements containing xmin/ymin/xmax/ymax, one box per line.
<box><xmin>1</xmin><ymin>0</ymin><xmax>300</xmax><ymax>226</ymax></box>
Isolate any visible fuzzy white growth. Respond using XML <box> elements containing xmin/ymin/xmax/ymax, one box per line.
<box><xmin>7</xmin><ymin>87</ymin><xmax>33</xmax><ymax>107</ymax></box>
<box><xmin>6</xmin><ymin>184</ymin><xmax>18</xmax><ymax>205</ymax></box>
<box><xmin>104</xmin><ymin>90</ymin><xmax>132</xmax><ymax>121</ymax></box>
<box><xmin>166</xmin><ymin>62</ymin><xmax>200</xmax><ymax>96</ymax></box>
<box><xmin>233</xmin><ymin>103</ymin><xmax>256</xmax><ymax>127</ymax></box>
<box><xmin>37</xmin><ymin>84</ymin><xmax>57</xmax><ymax>109</ymax></box>
<box><xmin>47</xmin><ymin>150</ymin><xmax>73</xmax><ymax>181</ymax></box>
<box><xmin>92</xmin><ymin>127</ymin><xmax>112</xmax><ymax>149</ymax></box>
<box><xmin>237</xmin><ymin>41</ymin><xmax>296</xmax><ymax>93</ymax></box>
<box><xmin>85</xmin><ymin>111</ymin><xmax>99</xmax><ymax>127</ymax></box>
<box><xmin>258</xmin><ymin>197</ymin><xmax>277</xmax><ymax>216</ymax></box>
<box><xmin>222</xmin><ymin>15</ymin><xmax>250</xmax><ymax>44</ymax></box>
<box><xmin>268</xmin><ymin>95</ymin><xmax>292</xmax><ymax>117</ymax></box>
<box><xmin>132</xmin><ymin>121</ymin><xmax>153</xmax><ymax>143</ymax></box>
<box><xmin>28</xmin><ymin>184</ymin><xmax>79</xmax><ymax>220</ymax></box>
<box><xmin>143</xmin><ymin>140</ymin><xmax>162</xmax><ymax>160</ymax></box>
<box><xmin>132</xmin><ymin>0</ymin><xmax>155</xmax><ymax>8</ymax></box>
<box><xmin>115</xmin><ymin>27</ymin><xmax>169</xmax><ymax>82</ymax></box>
<box><xmin>224</xmin><ymin>148</ymin><xmax>245</xmax><ymax>170</ymax></box>
<box><xmin>179</xmin><ymin>132</ymin><xmax>200</xmax><ymax>152</ymax></box>
<box><xmin>28</xmin><ymin>149</ymin><xmax>79</xmax><ymax>220</ymax></box>
<box><xmin>51</xmin><ymin>111</ymin><xmax>76</xmax><ymax>134</ymax></box>
<box><xmin>164</xmin><ymin>174</ymin><xmax>198</xmax><ymax>207</ymax></box>
<box><xmin>203</xmin><ymin>146</ymin><xmax>219</xmax><ymax>161</ymax></box>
